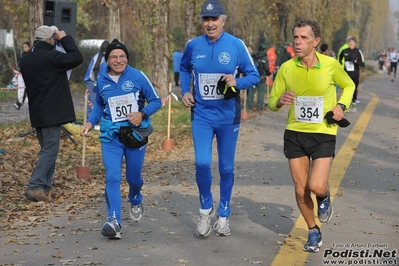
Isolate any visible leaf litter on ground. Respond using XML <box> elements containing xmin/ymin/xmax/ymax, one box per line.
<box><xmin>0</xmin><ymin>122</ymin><xmax>195</xmax><ymax>234</ymax></box>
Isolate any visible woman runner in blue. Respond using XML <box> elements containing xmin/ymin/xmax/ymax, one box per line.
<box><xmin>180</xmin><ymin>0</ymin><xmax>260</xmax><ymax>237</ymax></box>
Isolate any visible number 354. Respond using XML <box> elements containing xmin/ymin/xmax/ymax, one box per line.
<box><xmin>300</xmin><ymin>107</ymin><xmax>319</xmax><ymax>119</ymax></box>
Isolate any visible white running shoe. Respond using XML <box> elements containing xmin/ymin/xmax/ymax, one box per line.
<box><xmin>101</xmin><ymin>218</ymin><xmax>121</xmax><ymax>239</ymax></box>
<box><xmin>196</xmin><ymin>206</ymin><xmax>215</xmax><ymax>237</ymax></box>
<box><xmin>213</xmin><ymin>216</ymin><xmax>231</xmax><ymax>236</ymax></box>
<box><xmin>130</xmin><ymin>203</ymin><xmax>144</xmax><ymax>222</ymax></box>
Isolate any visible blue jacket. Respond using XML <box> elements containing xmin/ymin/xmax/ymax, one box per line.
<box><xmin>173</xmin><ymin>51</ymin><xmax>183</xmax><ymax>72</ymax></box>
<box><xmin>88</xmin><ymin>64</ymin><xmax>162</xmax><ymax>140</ymax></box>
<box><xmin>83</xmin><ymin>52</ymin><xmax>104</xmax><ymax>82</ymax></box>
<box><xmin>180</xmin><ymin>31</ymin><xmax>260</xmax><ymax>124</ymax></box>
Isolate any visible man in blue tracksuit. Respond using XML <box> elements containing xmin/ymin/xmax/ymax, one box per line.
<box><xmin>180</xmin><ymin>0</ymin><xmax>260</xmax><ymax>237</ymax></box>
<box><xmin>81</xmin><ymin>39</ymin><xmax>162</xmax><ymax>239</ymax></box>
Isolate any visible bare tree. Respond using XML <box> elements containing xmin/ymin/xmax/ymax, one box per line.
<box><xmin>150</xmin><ymin>0</ymin><xmax>171</xmax><ymax>97</ymax></box>
<box><xmin>102</xmin><ymin>0</ymin><xmax>121</xmax><ymax>41</ymax></box>
<box><xmin>183</xmin><ymin>0</ymin><xmax>197</xmax><ymax>43</ymax></box>
<box><xmin>28</xmin><ymin>0</ymin><xmax>43</xmax><ymax>44</ymax></box>
<box><xmin>275</xmin><ymin>1</ymin><xmax>290</xmax><ymax>42</ymax></box>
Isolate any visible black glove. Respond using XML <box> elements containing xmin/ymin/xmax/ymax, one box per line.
<box><xmin>324</xmin><ymin>111</ymin><xmax>350</xmax><ymax>128</ymax></box>
<box><xmin>217</xmin><ymin>77</ymin><xmax>238</xmax><ymax>100</ymax></box>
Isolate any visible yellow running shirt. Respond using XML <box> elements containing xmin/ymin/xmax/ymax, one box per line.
<box><xmin>269</xmin><ymin>52</ymin><xmax>355</xmax><ymax>135</ymax></box>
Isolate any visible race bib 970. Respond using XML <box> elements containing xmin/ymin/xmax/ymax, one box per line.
<box><xmin>108</xmin><ymin>93</ymin><xmax>138</xmax><ymax>122</ymax></box>
<box><xmin>294</xmin><ymin>96</ymin><xmax>323</xmax><ymax>123</ymax></box>
<box><xmin>198</xmin><ymin>73</ymin><xmax>224</xmax><ymax>100</ymax></box>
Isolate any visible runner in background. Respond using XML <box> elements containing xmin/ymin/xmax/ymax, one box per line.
<box><xmin>338</xmin><ymin>37</ymin><xmax>365</xmax><ymax>112</ymax></box>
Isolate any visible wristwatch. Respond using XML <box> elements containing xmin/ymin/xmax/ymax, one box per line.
<box><xmin>337</xmin><ymin>103</ymin><xmax>346</xmax><ymax>111</ymax></box>
<box><xmin>140</xmin><ymin>110</ymin><xmax>148</xmax><ymax>119</ymax></box>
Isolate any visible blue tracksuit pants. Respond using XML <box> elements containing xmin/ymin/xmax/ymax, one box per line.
<box><xmin>191</xmin><ymin>119</ymin><xmax>239</xmax><ymax>218</ymax></box>
<box><xmin>101</xmin><ymin>136</ymin><xmax>146</xmax><ymax>225</ymax></box>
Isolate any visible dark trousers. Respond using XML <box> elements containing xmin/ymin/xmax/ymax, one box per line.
<box><xmin>349</xmin><ymin>75</ymin><xmax>359</xmax><ymax>102</ymax></box>
<box><xmin>174</xmin><ymin>72</ymin><xmax>180</xmax><ymax>86</ymax></box>
<box><xmin>27</xmin><ymin>125</ymin><xmax>61</xmax><ymax>192</ymax></box>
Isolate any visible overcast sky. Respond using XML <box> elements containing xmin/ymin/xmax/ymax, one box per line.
<box><xmin>391</xmin><ymin>0</ymin><xmax>399</xmax><ymax>10</ymax></box>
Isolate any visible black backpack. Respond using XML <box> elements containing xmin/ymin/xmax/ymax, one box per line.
<box><xmin>253</xmin><ymin>54</ymin><xmax>270</xmax><ymax>77</ymax></box>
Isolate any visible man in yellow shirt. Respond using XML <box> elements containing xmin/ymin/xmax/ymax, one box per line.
<box><xmin>268</xmin><ymin>19</ymin><xmax>355</xmax><ymax>253</ymax></box>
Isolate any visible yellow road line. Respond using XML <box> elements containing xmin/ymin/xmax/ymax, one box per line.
<box><xmin>270</xmin><ymin>94</ymin><xmax>379</xmax><ymax>266</ymax></box>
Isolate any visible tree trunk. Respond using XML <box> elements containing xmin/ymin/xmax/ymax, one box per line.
<box><xmin>28</xmin><ymin>0</ymin><xmax>43</xmax><ymax>44</ymax></box>
<box><xmin>150</xmin><ymin>0</ymin><xmax>171</xmax><ymax>98</ymax></box>
<box><xmin>184</xmin><ymin>0</ymin><xmax>197</xmax><ymax>43</ymax></box>
<box><xmin>276</xmin><ymin>1</ymin><xmax>289</xmax><ymax>42</ymax></box>
<box><xmin>102</xmin><ymin>0</ymin><xmax>121</xmax><ymax>41</ymax></box>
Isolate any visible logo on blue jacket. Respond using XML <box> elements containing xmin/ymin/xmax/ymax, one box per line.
<box><xmin>218</xmin><ymin>52</ymin><xmax>230</xmax><ymax>65</ymax></box>
<box><xmin>122</xmin><ymin>80</ymin><xmax>134</xmax><ymax>92</ymax></box>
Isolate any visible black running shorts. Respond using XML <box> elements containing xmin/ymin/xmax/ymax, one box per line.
<box><xmin>283</xmin><ymin>129</ymin><xmax>336</xmax><ymax>159</ymax></box>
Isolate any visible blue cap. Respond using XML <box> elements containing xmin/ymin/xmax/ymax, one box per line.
<box><xmin>200</xmin><ymin>0</ymin><xmax>225</xmax><ymax>17</ymax></box>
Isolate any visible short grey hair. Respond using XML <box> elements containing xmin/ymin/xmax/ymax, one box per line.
<box><xmin>293</xmin><ymin>19</ymin><xmax>321</xmax><ymax>39</ymax></box>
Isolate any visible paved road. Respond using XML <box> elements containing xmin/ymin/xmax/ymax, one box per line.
<box><xmin>0</xmin><ymin>91</ymin><xmax>85</xmax><ymax>125</ymax></box>
<box><xmin>0</xmin><ymin>71</ymin><xmax>398</xmax><ymax>266</ymax></box>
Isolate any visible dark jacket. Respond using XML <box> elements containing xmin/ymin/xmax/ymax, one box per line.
<box><xmin>275</xmin><ymin>45</ymin><xmax>292</xmax><ymax>69</ymax></box>
<box><xmin>19</xmin><ymin>36</ymin><xmax>83</xmax><ymax>127</ymax></box>
<box><xmin>338</xmin><ymin>47</ymin><xmax>365</xmax><ymax>79</ymax></box>
<box><xmin>254</xmin><ymin>50</ymin><xmax>270</xmax><ymax>83</ymax></box>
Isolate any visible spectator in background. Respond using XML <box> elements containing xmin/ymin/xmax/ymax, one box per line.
<box><xmin>275</xmin><ymin>42</ymin><xmax>295</xmax><ymax>77</ymax></box>
<box><xmin>22</xmin><ymin>42</ymin><xmax>31</xmax><ymax>54</ymax></box>
<box><xmin>320</xmin><ymin>43</ymin><xmax>329</xmax><ymax>55</ymax></box>
<box><xmin>173</xmin><ymin>49</ymin><xmax>184</xmax><ymax>87</ymax></box>
<box><xmin>267</xmin><ymin>44</ymin><xmax>277</xmax><ymax>88</ymax></box>
<box><xmin>245</xmin><ymin>43</ymin><xmax>256</xmax><ymax>100</ymax></box>
<box><xmin>267</xmin><ymin>44</ymin><xmax>277</xmax><ymax>73</ymax></box>
<box><xmin>12</xmin><ymin>41</ymin><xmax>31</xmax><ymax>110</ymax></box>
<box><xmin>12</xmin><ymin>68</ymin><xmax>27</xmax><ymax>110</ymax></box>
<box><xmin>247</xmin><ymin>43</ymin><xmax>270</xmax><ymax>110</ymax></box>
<box><xmin>328</xmin><ymin>49</ymin><xmax>336</xmax><ymax>58</ymax></box>
<box><xmin>286</xmin><ymin>42</ymin><xmax>295</xmax><ymax>58</ymax></box>
<box><xmin>246</xmin><ymin>44</ymin><xmax>255</xmax><ymax>59</ymax></box>
<box><xmin>19</xmin><ymin>25</ymin><xmax>83</xmax><ymax>202</ymax></box>
<box><xmin>83</xmin><ymin>40</ymin><xmax>110</xmax><ymax>120</ymax></box>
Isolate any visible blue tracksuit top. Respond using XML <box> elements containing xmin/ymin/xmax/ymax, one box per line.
<box><xmin>87</xmin><ymin>65</ymin><xmax>161</xmax><ymax>129</ymax></box>
<box><xmin>180</xmin><ymin>31</ymin><xmax>260</xmax><ymax>124</ymax></box>
<box><xmin>83</xmin><ymin>52</ymin><xmax>98</xmax><ymax>82</ymax></box>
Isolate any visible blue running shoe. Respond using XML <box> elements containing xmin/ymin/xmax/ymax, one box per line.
<box><xmin>101</xmin><ymin>218</ymin><xmax>121</xmax><ymax>239</ymax></box>
<box><xmin>317</xmin><ymin>190</ymin><xmax>333</xmax><ymax>223</ymax></box>
<box><xmin>303</xmin><ymin>228</ymin><xmax>322</xmax><ymax>252</ymax></box>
